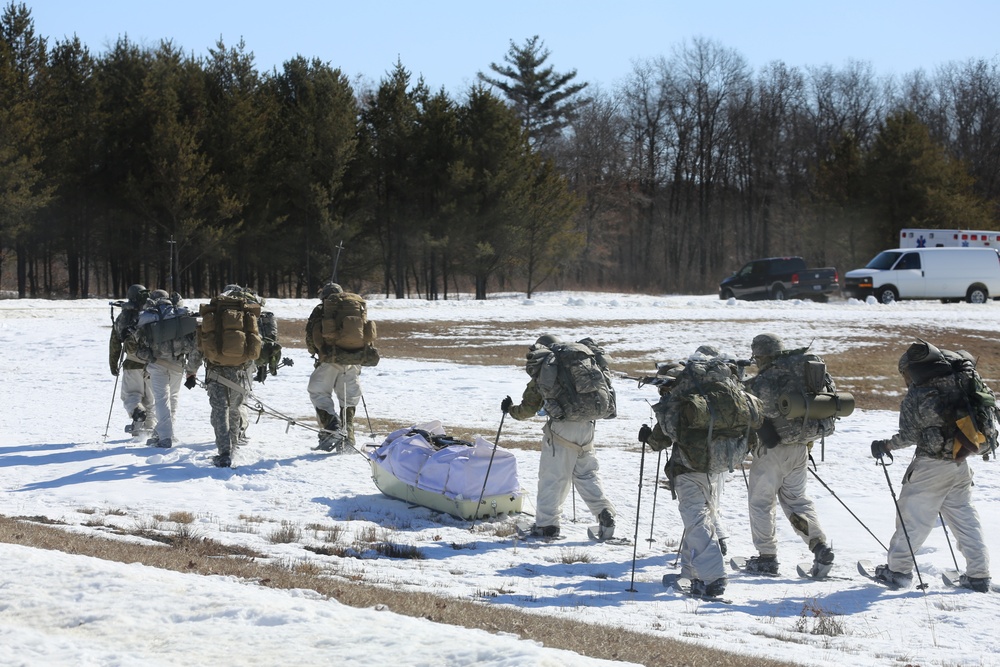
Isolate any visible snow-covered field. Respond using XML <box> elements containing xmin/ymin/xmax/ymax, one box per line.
<box><xmin>1</xmin><ymin>291</ymin><xmax>999</xmax><ymax>666</ymax></box>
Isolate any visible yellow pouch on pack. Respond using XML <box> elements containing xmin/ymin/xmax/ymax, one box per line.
<box><xmin>954</xmin><ymin>414</ymin><xmax>986</xmax><ymax>459</ymax></box>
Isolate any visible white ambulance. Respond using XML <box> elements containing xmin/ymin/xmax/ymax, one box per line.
<box><xmin>899</xmin><ymin>228</ymin><xmax>1000</xmax><ymax>248</ymax></box>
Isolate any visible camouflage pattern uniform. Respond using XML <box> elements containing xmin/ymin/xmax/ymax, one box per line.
<box><xmin>203</xmin><ymin>361</ymin><xmax>254</xmax><ymax>462</ymax></box>
<box><xmin>305</xmin><ymin>283</ymin><xmax>362</xmax><ymax>450</ymax></box>
<box><xmin>745</xmin><ymin>333</ymin><xmax>833</xmax><ymax>572</ymax></box>
<box><xmin>878</xmin><ymin>350</ymin><xmax>991</xmax><ymax>582</ymax></box>
<box><xmin>506</xmin><ymin>336</ymin><xmax>616</xmax><ymax>535</ymax></box>
<box><xmin>647</xmin><ymin>352</ymin><xmax>749</xmax><ymax>594</ymax></box>
<box><xmin>109</xmin><ymin>286</ymin><xmax>155</xmax><ymax>434</ymax></box>
<box><xmin>136</xmin><ymin>291</ymin><xmax>199</xmax><ymax>448</ymax></box>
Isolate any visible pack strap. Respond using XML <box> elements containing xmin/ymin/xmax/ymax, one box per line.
<box><xmin>206</xmin><ymin>368</ymin><xmax>251</xmax><ymax>397</ymax></box>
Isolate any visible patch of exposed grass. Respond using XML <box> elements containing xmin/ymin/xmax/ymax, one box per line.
<box><xmin>267</xmin><ymin>521</ymin><xmax>302</xmax><ymax>544</ymax></box>
<box><xmin>794</xmin><ymin>598</ymin><xmax>847</xmax><ymax>637</ymax></box>
<box><xmin>168</xmin><ymin>511</ymin><xmax>196</xmax><ymax>524</ymax></box>
<box><xmin>559</xmin><ymin>548</ymin><xmax>593</xmax><ymax>564</ymax></box>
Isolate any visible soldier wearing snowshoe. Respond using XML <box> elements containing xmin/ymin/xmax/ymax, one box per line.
<box><xmin>870</xmin><ymin>340</ymin><xmax>995</xmax><ymax>592</ymax></box>
<box><xmin>192</xmin><ymin>285</ymin><xmax>270</xmax><ymax>467</ymax></box>
<box><xmin>641</xmin><ymin>348</ymin><xmax>762</xmax><ymax>598</ymax></box>
<box><xmin>133</xmin><ymin>290</ymin><xmax>199</xmax><ymax>449</ymax></box>
<box><xmin>109</xmin><ymin>284</ymin><xmax>156</xmax><ymax>436</ymax></box>
<box><xmin>744</xmin><ymin>333</ymin><xmax>838</xmax><ymax>578</ymax></box>
<box><xmin>502</xmin><ymin>334</ymin><xmax>617</xmax><ymax>540</ymax></box>
<box><xmin>306</xmin><ymin>282</ymin><xmax>379</xmax><ymax>453</ymax></box>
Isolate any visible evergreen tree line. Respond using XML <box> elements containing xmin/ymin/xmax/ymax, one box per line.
<box><xmin>2</xmin><ymin>3</ymin><xmax>999</xmax><ymax>300</ymax></box>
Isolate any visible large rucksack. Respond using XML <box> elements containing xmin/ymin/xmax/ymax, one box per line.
<box><xmin>655</xmin><ymin>358</ymin><xmax>763</xmax><ymax>474</ymax></box>
<box><xmin>909</xmin><ymin>343</ymin><xmax>999</xmax><ymax>458</ymax></box>
<box><xmin>198</xmin><ymin>294</ymin><xmax>263</xmax><ymax>367</ymax></box>
<box><xmin>527</xmin><ymin>338</ymin><xmax>616</xmax><ymax>421</ymax></box>
<box><xmin>135</xmin><ymin>297</ymin><xmax>198</xmax><ymax>363</ymax></box>
<box><xmin>763</xmin><ymin>348</ymin><xmax>841</xmax><ymax>446</ymax></box>
<box><xmin>320</xmin><ymin>292</ymin><xmax>377</xmax><ymax>351</ymax></box>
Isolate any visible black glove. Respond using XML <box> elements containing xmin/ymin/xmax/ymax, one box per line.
<box><xmin>871</xmin><ymin>439</ymin><xmax>891</xmax><ymax>460</ymax></box>
<box><xmin>638</xmin><ymin>424</ymin><xmax>652</xmax><ymax>443</ymax></box>
<box><xmin>254</xmin><ymin>366</ymin><xmax>267</xmax><ymax>383</ymax></box>
<box><xmin>111</xmin><ymin>365</ymin><xmax>119</xmax><ymax>377</ymax></box>
<box><xmin>184</xmin><ymin>374</ymin><xmax>197</xmax><ymax>390</ymax></box>
<box><xmin>501</xmin><ymin>396</ymin><xmax>513</xmax><ymax>414</ymax></box>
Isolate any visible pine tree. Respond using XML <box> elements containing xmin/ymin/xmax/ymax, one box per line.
<box><xmin>478</xmin><ymin>35</ymin><xmax>588</xmax><ymax>153</ymax></box>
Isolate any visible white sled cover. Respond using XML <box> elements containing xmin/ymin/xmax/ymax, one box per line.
<box><xmin>368</xmin><ymin>421</ymin><xmax>523</xmax><ymax>519</ymax></box>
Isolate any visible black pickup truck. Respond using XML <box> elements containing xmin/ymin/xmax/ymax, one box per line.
<box><xmin>719</xmin><ymin>257</ymin><xmax>840</xmax><ymax>301</ymax></box>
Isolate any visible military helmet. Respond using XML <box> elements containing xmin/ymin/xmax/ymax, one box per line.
<box><xmin>223</xmin><ymin>284</ymin><xmax>241</xmax><ymax>294</ymax></box>
<box><xmin>695</xmin><ymin>344</ymin><xmax>720</xmax><ymax>357</ymax></box>
<box><xmin>126</xmin><ymin>284</ymin><xmax>147</xmax><ymax>305</ymax></box>
<box><xmin>751</xmin><ymin>333</ymin><xmax>784</xmax><ymax>360</ymax></box>
<box><xmin>534</xmin><ymin>334</ymin><xmax>561</xmax><ymax>348</ymax></box>
<box><xmin>149</xmin><ymin>289</ymin><xmax>170</xmax><ymax>300</ymax></box>
<box><xmin>321</xmin><ymin>282</ymin><xmax>343</xmax><ymax>299</ymax></box>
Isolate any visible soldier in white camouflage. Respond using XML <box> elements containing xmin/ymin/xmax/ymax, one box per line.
<box><xmin>109</xmin><ymin>284</ymin><xmax>156</xmax><ymax>435</ymax></box>
<box><xmin>870</xmin><ymin>341</ymin><xmax>993</xmax><ymax>592</ymax></box>
<box><xmin>744</xmin><ymin>333</ymin><xmax>835</xmax><ymax>578</ymax></box>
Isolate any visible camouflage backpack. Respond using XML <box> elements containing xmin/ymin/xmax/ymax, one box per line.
<box><xmin>134</xmin><ymin>296</ymin><xmax>198</xmax><ymax>363</ymax></box>
<box><xmin>655</xmin><ymin>358</ymin><xmax>763</xmax><ymax>473</ymax></box>
<box><xmin>764</xmin><ymin>348</ymin><xmax>838</xmax><ymax>445</ymax></box>
<box><xmin>320</xmin><ymin>292</ymin><xmax>376</xmax><ymax>351</ymax></box>
<box><xmin>527</xmin><ymin>338</ymin><xmax>616</xmax><ymax>421</ymax></box>
<box><xmin>198</xmin><ymin>293</ymin><xmax>263</xmax><ymax>367</ymax></box>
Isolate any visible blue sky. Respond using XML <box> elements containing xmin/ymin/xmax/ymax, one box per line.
<box><xmin>25</xmin><ymin>0</ymin><xmax>1000</xmax><ymax>93</ymax></box>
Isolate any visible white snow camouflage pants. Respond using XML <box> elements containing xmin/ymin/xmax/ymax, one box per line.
<box><xmin>148</xmin><ymin>359</ymin><xmax>183</xmax><ymax>442</ymax></box>
<box><xmin>674</xmin><ymin>471</ymin><xmax>727</xmax><ymax>585</ymax></box>
<box><xmin>679</xmin><ymin>473</ymin><xmax>728</xmax><ymax>576</ymax></box>
<box><xmin>748</xmin><ymin>444</ymin><xmax>827</xmax><ymax>556</ymax></box>
<box><xmin>120</xmin><ymin>367</ymin><xmax>155</xmax><ymax>430</ymax></box>
<box><xmin>534</xmin><ymin>419</ymin><xmax>615</xmax><ymax>528</ymax></box>
<box><xmin>887</xmin><ymin>456</ymin><xmax>990</xmax><ymax>578</ymax></box>
<box><xmin>307</xmin><ymin>361</ymin><xmax>361</xmax><ymax>417</ymax></box>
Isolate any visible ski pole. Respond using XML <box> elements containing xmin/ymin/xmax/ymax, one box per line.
<box><xmin>647</xmin><ymin>448</ymin><xmax>662</xmax><ymax>543</ymax></box>
<box><xmin>877</xmin><ymin>456</ymin><xmax>928</xmax><ymax>590</ymax></box>
<box><xmin>939</xmin><ymin>512</ymin><xmax>961</xmax><ymax>572</ymax></box>
<box><xmin>808</xmin><ymin>456</ymin><xmax>887</xmax><ymax>551</ymax></box>
<box><xmin>469</xmin><ymin>409</ymin><xmax>506</xmax><ymax>532</ymax></box>
<box><xmin>627</xmin><ymin>436</ymin><xmax>648</xmax><ymax>592</ymax></box>
<box><xmin>571</xmin><ymin>483</ymin><xmax>577</xmax><ymax>522</ymax></box>
<box><xmin>673</xmin><ymin>527</ymin><xmax>686</xmax><ymax>569</ymax></box>
<box><xmin>360</xmin><ymin>390</ymin><xmax>374</xmax><ymax>437</ymax></box>
<box><xmin>103</xmin><ymin>353</ymin><xmax>124</xmax><ymax>440</ymax></box>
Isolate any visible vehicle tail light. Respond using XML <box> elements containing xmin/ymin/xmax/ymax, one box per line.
<box><xmin>791</xmin><ymin>273</ymin><xmax>799</xmax><ymax>285</ymax></box>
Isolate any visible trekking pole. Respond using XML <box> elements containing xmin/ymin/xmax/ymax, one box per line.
<box><xmin>360</xmin><ymin>391</ymin><xmax>374</xmax><ymax>437</ymax></box>
<box><xmin>571</xmin><ymin>483</ymin><xmax>577</xmax><ymax>522</ymax></box>
<box><xmin>469</xmin><ymin>410</ymin><xmax>506</xmax><ymax>532</ymax></box>
<box><xmin>808</xmin><ymin>455</ymin><xmax>887</xmax><ymax>551</ymax></box>
<box><xmin>103</xmin><ymin>353</ymin><xmax>124</xmax><ymax>440</ymax></box>
<box><xmin>673</xmin><ymin>527</ymin><xmax>686</xmax><ymax>569</ymax></box>
<box><xmin>627</xmin><ymin>436</ymin><xmax>648</xmax><ymax>593</ymax></box>
<box><xmin>647</xmin><ymin>448</ymin><xmax>662</xmax><ymax>543</ymax></box>
<box><xmin>938</xmin><ymin>512</ymin><xmax>961</xmax><ymax>572</ymax></box>
<box><xmin>877</xmin><ymin>455</ymin><xmax>928</xmax><ymax>590</ymax></box>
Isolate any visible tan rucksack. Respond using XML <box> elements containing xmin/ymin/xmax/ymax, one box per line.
<box><xmin>320</xmin><ymin>292</ymin><xmax>377</xmax><ymax>352</ymax></box>
<box><xmin>198</xmin><ymin>295</ymin><xmax>263</xmax><ymax>366</ymax></box>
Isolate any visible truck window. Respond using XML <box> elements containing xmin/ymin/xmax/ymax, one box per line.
<box><xmin>865</xmin><ymin>251</ymin><xmax>903</xmax><ymax>270</ymax></box>
<box><xmin>895</xmin><ymin>253</ymin><xmax>921</xmax><ymax>270</ymax></box>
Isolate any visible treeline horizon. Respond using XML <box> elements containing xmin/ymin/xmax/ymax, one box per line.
<box><xmin>3</xmin><ymin>2</ymin><xmax>1000</xmax><ymax>300</ymax></box>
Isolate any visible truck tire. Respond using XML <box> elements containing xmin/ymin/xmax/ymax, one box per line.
<box><xmin>967</xmin><ymin>284</ymin><xmax>989</xmax><ymax>304</ymax></box>
<box><xmin>720</xmin><ymin>288</ymin><xmax>734</xmax><ymax>300</ymax></box>
<box><xmin>876</xmin><ymin>286</ymin><xmax>898</xmax><ymax>304</ymax></box>
<box><xmin>771</xmin><ymin>285</ymin><xmax>787</xmax><ymax>301</ymax></box>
